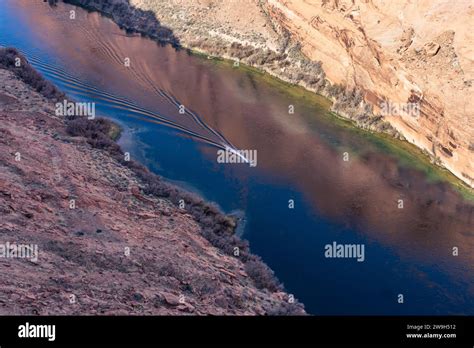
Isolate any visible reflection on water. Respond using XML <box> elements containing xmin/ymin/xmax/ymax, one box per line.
<box><xmin>1</xmin><ymin>0</ymin><xmax>473</xmax><ymax>314</ymax></box>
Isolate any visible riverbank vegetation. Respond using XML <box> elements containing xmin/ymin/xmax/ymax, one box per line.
<box><xmin>203</xmin><ymin>52</ymin><xmax>474</xmax><ymax>201</ymax></box>
<box><xmin>0</xmin><ymin>47</ymin><xmax>64</xmax><ymax>100</ymax></box>
<box><xmin>66</xmin><ymin>116</ymin><xmax>286</xmax><ymax>294</ymax></box>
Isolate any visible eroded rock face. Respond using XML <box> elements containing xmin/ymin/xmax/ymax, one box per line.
<box><xmin>263</xmin><ymin>0</ymin><xmax>474</xmax><ymax>188</ymax></box>
<box><xmin>0</xmin><ymin>68</ymin><xmax>302</xmax><ymax>315</ymax></box>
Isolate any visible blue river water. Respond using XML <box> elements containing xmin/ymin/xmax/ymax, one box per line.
<box><xmin>1</xmin><ymin>0</ymin><xmax>473</xmax><ymax>315</ymax></box>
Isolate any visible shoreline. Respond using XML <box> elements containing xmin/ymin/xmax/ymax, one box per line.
<box><xmin>0</xmin><ymin>46</ymin><xmax>305</xmax><ymax>315</ymax></box>
<box><xmin>196</xmin><ymin>49</ymin><xmax>474</xmax><ymax>201</ymax></box>
<box><xmin>60</xmin><ymin>0</ymin><xmax>473</xmax><ymax>194</ymax></box>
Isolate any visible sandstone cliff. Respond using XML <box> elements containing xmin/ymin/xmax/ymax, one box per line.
<box><xmin>263</xmin><ymin>0</ymin><xmax>474</xmax><ymax>188</ymax></box>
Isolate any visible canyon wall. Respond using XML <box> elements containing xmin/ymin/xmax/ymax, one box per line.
<box><xmin>263</xmin><ymin>0</ymin><xmax>474</xmax><ymax>187</ymax></box>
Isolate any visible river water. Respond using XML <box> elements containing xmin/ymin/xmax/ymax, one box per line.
<box><xmin>1</xmin><ymin>0</ymin><xmax>473</xmax><ymax>315</ymax></box>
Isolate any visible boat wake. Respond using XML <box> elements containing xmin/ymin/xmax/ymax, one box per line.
<box><xmin>1</xmin><ymin>42</ymin><xmax>241</xmax><ymax>157</ymax></box>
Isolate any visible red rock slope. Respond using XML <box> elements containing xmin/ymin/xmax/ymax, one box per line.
<box><xmin>0</xmin><ymin>67</ymin><xmax>302</xmax><ymax>315</ymax></box>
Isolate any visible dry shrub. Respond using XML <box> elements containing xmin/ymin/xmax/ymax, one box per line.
<box><xmin>64</xmin><ymin>114</ymin><xmax>284</xmax><ymax>293</ymax></box>
<box><xmin>0</xmin><ymin>47</ymin><xmax>65</xmax><ymax>100</ymax></box>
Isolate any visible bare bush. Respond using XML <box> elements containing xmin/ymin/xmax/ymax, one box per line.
<box><xmin>244</xmin><ymin>259</ymin><xmax>282</xmax><ymax>292</ymax></box>
<box><xmin>64</xmin><ymin>113</ymin><xmax>284</xmax><ymax>291</ymax></box>
<box><xmin>265</xmin><ymin>301</ymin><xmax>305</xmax><ymax>316</ymax></box>
<box><xmin>66</xmin><ymin>117</ymin><xmax>123</xmax><ymax>156</ymax></box>
<box><xmin>0</xmin><ymin>47</ymin><xmax>65</xmax><ymax>100</ymax></box>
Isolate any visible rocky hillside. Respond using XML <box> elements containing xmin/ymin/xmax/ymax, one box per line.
<box><xmin>0</xmin><ymin>49</ymin><xmax>303</xmax><ymax>315</ymax></box>
<box><xmin>62</xmin><ymin>0</ymin><xmax>473</xmax><ymax>189</ymax></box>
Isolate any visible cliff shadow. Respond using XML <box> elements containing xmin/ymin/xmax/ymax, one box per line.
<box><xmin>48</xmin><ymin>0</ymin><xmax>181</xmax><ymax>48</ymax></box>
